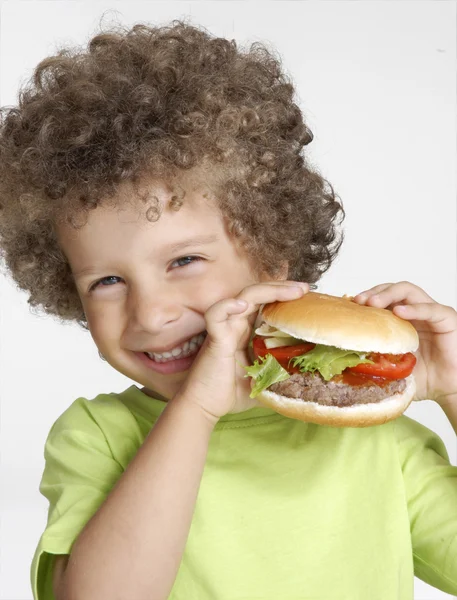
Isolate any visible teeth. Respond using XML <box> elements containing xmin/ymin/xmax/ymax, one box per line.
<box><xmin>146</xmin><ymin>333</ymin><xmax>206</xmax><ymax>363</ymax></box>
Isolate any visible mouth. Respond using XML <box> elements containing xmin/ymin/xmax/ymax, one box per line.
<box><xmin>137</xmin><ymin>331</ymin><xmax>208</xmax><ymax>376</ymax></box>
<box><xmin>143</xmin><ymin>331</ymin><xmax>207</xmax><ymax>363</ymax></box>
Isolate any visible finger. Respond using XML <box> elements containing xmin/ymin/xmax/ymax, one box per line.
<box><xmin>204</xmin><ymin>282</ymin><xmax>308</xmax><ymax>342</ymax></box>
<box><xmin>393</xmin><ymin>302</ymin><xmax>457</xmax><ymax>334</ymax></box>
<box><xmin>201</xmin><ymin>299</ymin><xmax>252</xmax><ymax>356</ymax></box>
<box><xmin>237</xmin><ymin>281</ymin><xmax>309</xmax><ymax>308</ymax></box>
<box><xmin>354</xmin><ymin>281</ymin><xmax>436</xmax><ymax>308</ymax></box>
<box><xmin>238</xmin><ymin>280</ymin><xmax>309</xmax><ymax>327</ymax></box>
<box><xmin>205</xmin><ymin>298</ymin><xmax>251</xmax><ymax>331</ymax></box>
<box><xmin>205</xmin><ymin>284</ymin><xmax>304</xmax><ymax>329</ymax></box>
<box><xmin>353</xmin><ymin>283</ymin><xmax>393</xmax><ymax>303</ymax></box>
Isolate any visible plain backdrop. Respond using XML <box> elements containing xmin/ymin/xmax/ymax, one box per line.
<box><xmin>0</xmin><ymin>2</ymin><xmax>456</xmax><ymax>599</ymax></box>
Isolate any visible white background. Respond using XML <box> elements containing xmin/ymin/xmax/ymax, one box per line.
<box><xmin>0</xmin><ymin>2</ymin><xmax>455</xmax><ymax>599</ymax></box>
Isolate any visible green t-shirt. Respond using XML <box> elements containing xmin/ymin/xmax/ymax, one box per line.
<box><xmin>31</xmin><ymin>385</ymin><xmax>457</xmax><ymax>599</ymax></box>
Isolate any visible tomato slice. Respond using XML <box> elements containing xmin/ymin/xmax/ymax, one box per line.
<box><xmin>252</xmin><ymin>335</ymin><xmax>315</xmax><ymax>373</ymax></box>
<box><xmin>252</xmin><ymin>336</ymin><xmax>416</xmax><ymax>381</ymax></box>
<box><xmin>346</xmin><ymin>352</ymin><xmax>416</xmax><ymax>380</ymax></box>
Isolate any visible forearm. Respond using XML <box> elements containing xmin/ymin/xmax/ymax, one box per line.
<box><xmin>61</xmin><ymin>396</ymin><xmax>216</xmax><ymax>600</ymax></box>
<box><xmin>439</xmin><ymin>394</ymin><xmax>457</xmax><ymax>436</ymax></box>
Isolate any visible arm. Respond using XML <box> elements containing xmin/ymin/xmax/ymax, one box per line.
<box><xmin>394</xmin><ymin>415</ymin><xmax>457</xmax><ymax>594</ymax></box>
<box><xmin>440</xmin><ymin>394</ymin><xmax>457</xmax><ymax>436</ymax></box>
<box><xmin>57</xmin><ymin>281</ymin><xmax>306</xmax><ymax>600</ymax></box>
<box><xmin>58</xmin><ymin>396</ymin><xmax>216</xmax><ymax>600</ymax></box>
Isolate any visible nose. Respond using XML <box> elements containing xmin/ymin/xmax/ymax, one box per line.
<box><xmin>126</xmin><ymin>287</ymin><xmax>182</xmax><ymax>335</ymax></box>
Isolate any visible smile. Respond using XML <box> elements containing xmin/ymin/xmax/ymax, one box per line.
<box><xmin>145</xmin><ymin>332</ymin><xmax>207</xmax><ymax>363</ymax></box>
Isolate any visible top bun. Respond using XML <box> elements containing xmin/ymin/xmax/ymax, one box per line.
<box><xmin>261</xmin><ymin>292</ymin><xmax>419</xmax><ymax>355</ymax></box>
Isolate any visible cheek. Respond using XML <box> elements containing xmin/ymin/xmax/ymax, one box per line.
<box><xmin>85</xmin><ymin>304</ymin><xmax>122</xmax><ymax>349</ymax></box>
<box><xmin>195</xmin><ymin>271</ymin><xmax>258</xmax><ymax>311</ymax></box>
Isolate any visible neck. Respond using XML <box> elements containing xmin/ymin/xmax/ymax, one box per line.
<box><xmin>141</xmin><ymin>387</ymin><xmax>170</xmax><ymax>403</ymax></box>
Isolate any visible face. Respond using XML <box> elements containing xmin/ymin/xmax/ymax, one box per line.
<box><xmin>57</xmin><ymin>178</ymin><xmax>281</xmax><ymax>401</ymax></box>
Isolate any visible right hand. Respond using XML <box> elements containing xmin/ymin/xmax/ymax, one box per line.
<box><xmin>174</xmin><ymin>280</ymin><xmax>309</xmax><ymax>423</ymax></box>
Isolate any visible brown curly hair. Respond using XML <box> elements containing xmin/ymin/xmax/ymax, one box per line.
<box><xmin>0</xmin><ymin>18</ymin><xmax>345</xmax><ymax>330</ymax></box>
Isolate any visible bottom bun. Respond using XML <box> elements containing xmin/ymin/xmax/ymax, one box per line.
<box><xmin>256</xmin><ymin>375</ymin><xmax>416</xmax><ymax>428</ymax></box>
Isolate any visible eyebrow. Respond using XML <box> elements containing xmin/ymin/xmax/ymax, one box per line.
<box><xmin>73</xmin><ymin>233</ymin><xmax>219</xmax><ymax>278</ymax></box>
<box><xmin>165</xmin><ymin>233</ymin><xmax>219</xmax><ymax>255</ymax></box>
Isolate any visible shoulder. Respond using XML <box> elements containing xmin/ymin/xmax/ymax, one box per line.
<box><xmin>391</xmin><ymin>414</ymin><xmax>451</xmax><ymax>463</ymax></box>
<box><xmin>44</xmin><ymin>388</ymin><xmax>146</xmax><ymax>468</ymax></box>
<box><xmin>392</xmin><ymin>414</ymin><xmax>446</xmax><ymax>444</ymax></box>
<box><xmin>48</xmin><ymin>388</ymin><xmax>142</xmax><ymax>438</ymax></box>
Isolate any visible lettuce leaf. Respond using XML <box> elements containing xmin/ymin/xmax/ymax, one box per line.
<box><xmin>291</xmin><ymin>345</ymin><xmax>374</xmax><ymax>381</ymax></box>
<box><xmin>244</xmin><ymin>354</ymin><xmax>291</xmax><ymax>398</ymax></box>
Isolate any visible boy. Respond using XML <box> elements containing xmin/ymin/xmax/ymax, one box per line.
<box><xmin>0</xmin><ymin>19</ymin><xmax>456</xmax><ymax>600</ymax></box>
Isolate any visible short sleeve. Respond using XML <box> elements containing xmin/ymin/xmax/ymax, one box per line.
<box><xmin>394</xmin><ymin>415</ymin><xmax>457</xmax><ymax>595</ymax></box>
<box><xmin>30</xmin><ymin>398</ymin><xmax>126</xmax><ymax>600</ymax></box>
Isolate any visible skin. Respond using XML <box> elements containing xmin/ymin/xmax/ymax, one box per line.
<box><xmin>56</xmin><ymin>177</ymin><xmax>305</xmax><ymax>413</ymax></box>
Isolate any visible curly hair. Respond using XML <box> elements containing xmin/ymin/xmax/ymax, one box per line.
<box><xmin>0</xmin><ymin>18</ymin><xmax>345</xmax><ymax>330</ymax></box>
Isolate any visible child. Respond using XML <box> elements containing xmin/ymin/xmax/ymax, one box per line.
<box><xmin>1</xmin><ymin>19</ymin><xmax>456</xmax><ymax>600</ymax></box>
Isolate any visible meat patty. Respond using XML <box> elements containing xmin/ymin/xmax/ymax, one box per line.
<box><xmin>269</xmin><ymin>372</ymin><xmax>407</xmax><ymax>407</ymax></box>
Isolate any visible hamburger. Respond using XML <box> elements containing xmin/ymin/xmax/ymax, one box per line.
<box><xmin>244</xmin><ymin>291</ymin><xmax>419</xmax><ymax>427</ymax></box>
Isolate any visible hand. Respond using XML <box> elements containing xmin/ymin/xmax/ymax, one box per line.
<box><xmin>175</xmin><ymin>280</ymin><xmax>309</xmax><ymax>423</ymax></box>
<box><xmin>352</xmin><ymin>281</ymin><xmax>457</xmax><ymax>407</ymax></box>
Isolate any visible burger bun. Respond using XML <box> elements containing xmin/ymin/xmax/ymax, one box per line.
<box><xmin>255</xmin><ymin>374</ymin><xmax>416</xmax><ymax>428</ymax></box>
<box><xmin>261</xmin><ymin>291</ymin><xmax>419</xmax><ymax>355</ymax></box>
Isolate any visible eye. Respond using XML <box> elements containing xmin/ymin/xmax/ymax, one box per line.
<box><xmin>170</xmin><ymin>255</ymin><xmax>204</xmax><ymax>269</ymax></box>
<box><xmin>89</xmin><ymin>276</ymin><xmax>122</xmax><ymax>291</ymax></box>
<box><xmin>88</xmin><ymin>256</ymin><xmax>203</xmax><ymax>291</ymax></box>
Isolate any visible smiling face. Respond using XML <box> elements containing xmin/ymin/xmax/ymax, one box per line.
<box><xmin>57</xmin><ymin>178</ymin><xmax>277</xmax><ymax>401</ymax></box>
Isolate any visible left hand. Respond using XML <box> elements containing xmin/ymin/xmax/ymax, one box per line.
<box><xmin>352</xmin><ymin>281</ymin><xmax>457</xmax><ymax>408</ymax></box>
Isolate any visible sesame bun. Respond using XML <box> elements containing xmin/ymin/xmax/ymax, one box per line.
<box><xmin>253</xmin><ymin>292</ymin><xmax>419</xmax><ymax>427</ymax></box>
